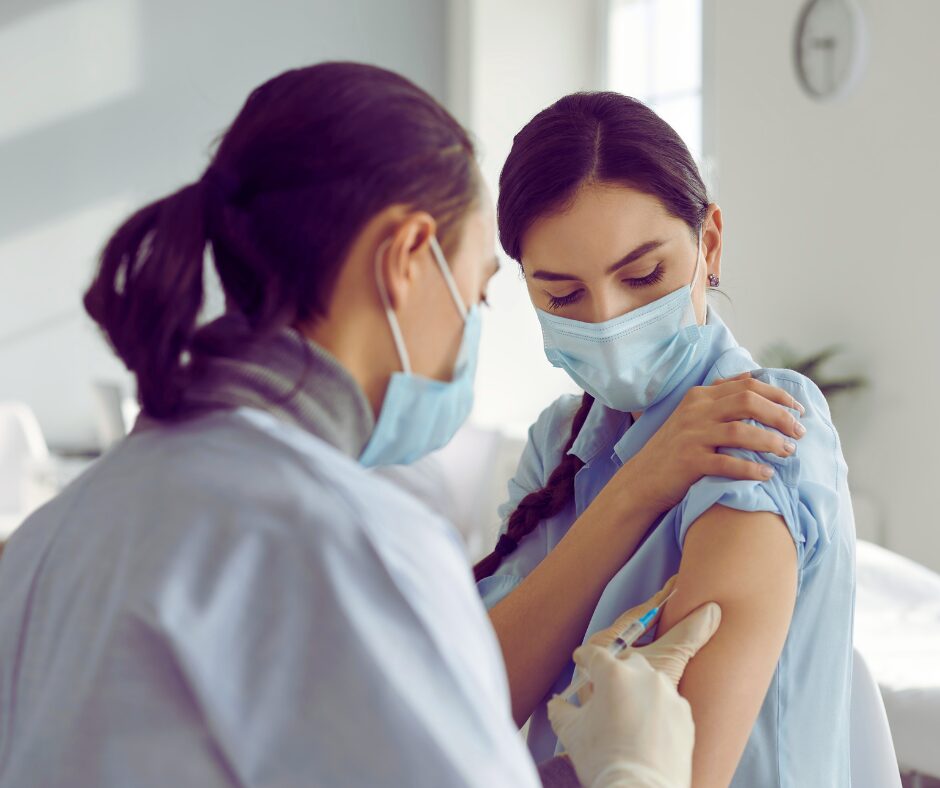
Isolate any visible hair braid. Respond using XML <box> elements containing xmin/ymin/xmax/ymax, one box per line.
<box><xmin>474</xmin><ymin>392</ymin><xmax>595</xmax><ymax>582</ymax></box>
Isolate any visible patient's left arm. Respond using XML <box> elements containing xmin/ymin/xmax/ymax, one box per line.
<box><xmin>658</xmin><ymin>504</ymin><xmax>798</xmax><ymax>788</ymax></box>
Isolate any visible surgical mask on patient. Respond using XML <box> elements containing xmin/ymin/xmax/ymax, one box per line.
<box><xmin>359</xmin><ymin>237</ymin><xmax>481</xmax><ymax>467</ymax></box>
<box><xmin>536</xmin><ymin>228</ymin><xmax>713</xmax><ymax>413</ymax></box>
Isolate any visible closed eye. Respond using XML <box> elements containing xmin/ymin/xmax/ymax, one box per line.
<box><xmin>547</xmin><ymin>290</ymin><xmax>583</xmax><ymax>310</ymax></box>
<box><xmin>624</xmin><ymin>263</ymin><xmax>665</xmax><ymax>288</ymax></box>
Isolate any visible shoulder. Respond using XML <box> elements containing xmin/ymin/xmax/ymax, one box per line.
<box><xmin>531</xmin><ymin>392</ymin><xmax>584</xmax><ymax>443</ymax></box>
<box><xmin>752</xmin><ymin>366</ymin><xmax>845</xmax><ymax>492</ymax></box>
<box><xmin>121</xmin><ymin>411</ymin><xmax>476</xmax><ymax>623</ymax></box>
<box><xmin>677</xmin><ymin>352</ymin><xmax>849</xmax><ymax>568</ymax></box>
<box><xmin>708</xmin><ymin>349</ymin><xmax>844</xmax><ymax>485</ymax></box>
<box><xmin>126</xmin><ymin>409</ymin><xmax>456</xmax><ymax>554</ymax></box>
<box><xmin>710</xmin><ymin>347</ymin><xmax>832</xmax><ymax>425</ymax></box>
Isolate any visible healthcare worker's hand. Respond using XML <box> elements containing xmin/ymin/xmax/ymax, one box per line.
<box><xmin>626</xmin><ymin>372</ymin><xmax>806</xmax><ymax>516</ymax></box>
<box><xmin>548</xmin><ymin>583</ymin><xmax>721</xmax><ymax>788</ymax></box>
<box><xmin>549</xmin><ymin>648</ymin><xmax>694</xmax><ymax>788</ymax></box>
<box><xmin>585</xmin><ymin>577</ymin><xmax>721</xmax><ymax>690</ymax></box>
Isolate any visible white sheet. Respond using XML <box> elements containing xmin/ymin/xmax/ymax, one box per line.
<box><xmin>855</xmin><ymin>540</ymin><xmax>940</xmax><ymax>778</ymax></box>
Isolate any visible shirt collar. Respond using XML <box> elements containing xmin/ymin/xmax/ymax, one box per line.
<box><xmin>569</xmin><ymin>400</ymin><xmax>631</xmax><ymax>464</ymax></box>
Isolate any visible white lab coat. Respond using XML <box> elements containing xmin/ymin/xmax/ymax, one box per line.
<box><xmin>0</xmin><ymin>407</ymin><xmax>539</xmax><ymax>787</ymax></box>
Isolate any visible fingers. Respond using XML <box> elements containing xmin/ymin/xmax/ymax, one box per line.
<box><xmin>704</xmin><ymin>453</ymin><xmax>777</xmax><ymax>481</ymax></box>
<box><xmin>713</xmin><ymin>389</ymin><xmax>806</xmax><ymax>441</ymax></box>
<box><xmin>709</xmin><ymin>375</ymin><xmax>806</xmax><ymax>416</ymax></box>
<box><xmin>547</xmin><ymin>694</ymin><xmax>579</xmax><ymax>734</ymax></box>
<box><xmin>573</xmin><ymin>644</ymin><xmax>654</xmax><ymax>695</ymax></box>
<box><xmin>718</xmin><ymin>421</ymin><xmax>798</xmax><ymax>459</ymax></box>
<box><xmin>575</xmin><ymin>668</ymin><xmax>594</xmax><ymax>706</ymax></box>
<box><xmin>636</xmin><ymin>602</ymin><xmax>722</xmax><ymax>688</ymax></box>
<box><xmin>572</xmin><ymin>643</ymin><xmax>614</xmax><ymax>674</ymax></box>
<box><xmin>655</xmin><ymin>602</ymin><xmax>721</xmax><ymax>656</ymax></box>
<box><xmin>587</xmin><ymin>576</ymin><xmax>678</xmax><ymax>650</ymax></box>
<box><xmin>710</xmin><ymin>371</ymin><xmax>751</xmax><ymax>384</ymax></box>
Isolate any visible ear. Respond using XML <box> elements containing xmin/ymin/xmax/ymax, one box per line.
<box><xmin>379</xmin><ymin>212</ymin><xmax>438</xmax><ymax>311</ymax></box>
<box><xmin>703</xmin><ymin>203</ymin><xmax>723</xmax><ymax>281</ymax></box>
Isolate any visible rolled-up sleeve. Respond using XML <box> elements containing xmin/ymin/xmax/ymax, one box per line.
<box><xmin>674</xmin><ymin>371</ymin><xmax>843</xmax><ymax>589</ymax></box>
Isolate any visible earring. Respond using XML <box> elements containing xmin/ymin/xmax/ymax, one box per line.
<box><xmin>708</xmin><ymin>273</ymin><xmax>720</xmax><ymax>288</ymax></box>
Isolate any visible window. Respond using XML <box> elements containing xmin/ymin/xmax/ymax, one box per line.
<box><xmin>604</xmin><ymin>0</ymin><xmax>704</xmax><ymax>162</ymax></box>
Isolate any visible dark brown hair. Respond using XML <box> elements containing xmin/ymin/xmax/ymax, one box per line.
<box><xmin>474</xmin><ymin>92</ymin><xmax>708</xmax><ymax>581</ymax></box>
<box><xmin>85</xmin><ymin>62</ymin><xmax>479</xmax><ymax>418</ymax></box>
<box><xmin>474</xmin><ymin>392</ymin><xmax>594</xmax><ymax>582</ymax></box>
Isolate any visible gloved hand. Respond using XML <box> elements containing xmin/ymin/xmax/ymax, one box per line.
<box><xmin>548</xmin><ymin>588</ymin><xmax>720</xmax><ymax>788</ymax></box>
<box><xmin>586</xmin><ymin>576</ymin><xmax>716</xmax><ymax>690</ymax></box>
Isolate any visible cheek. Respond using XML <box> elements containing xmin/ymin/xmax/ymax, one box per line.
<box><xmin>450</xmin><ymin>260</ymin><xmax>477</xmax><ymax>303</ymax></box>
<box><xmin>401</xmin><ymin>285</ymin><xmax>465</xmax><ymax>380</ymax></box>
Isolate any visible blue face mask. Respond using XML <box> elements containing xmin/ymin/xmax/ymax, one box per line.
<box><xmin>359</xmin><ymin>237</ymin><xmax>481</xmax><ymax>467</ymax></box>
<box><xmin>536</xmin><ymin>229</ymin><xmax>713</xmax><ymax>413</ymax></box>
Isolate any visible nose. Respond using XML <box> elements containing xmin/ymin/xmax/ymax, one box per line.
<box><xmin>589</xmin><ymin>291</ymin><xmax>632</xmax><ymax>324</ymax></box>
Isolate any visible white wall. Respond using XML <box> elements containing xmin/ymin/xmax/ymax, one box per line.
<box><xmin>707</xmin><ymin>0</ymin><xmax>940</xmax><ymax>569</ymax></box>
<box><xmin>0</xmin><ymin>0</ymin><xmax>448</xmax><ymax>450</ymax></box>
<box><xmin>460</xmin><ymin>0</ymin><xmax>601</xmax><ymax>437</ymax></box>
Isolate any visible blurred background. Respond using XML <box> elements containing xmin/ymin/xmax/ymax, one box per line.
<box><xmin>1</xmin><ymin>1</ymin><xmax>940</xmax><ymax>782</ymax></box>
<box><xmin>3</xmin><ymin>0</ymin><xmax>938</xmax><ymax>566</ymax></box>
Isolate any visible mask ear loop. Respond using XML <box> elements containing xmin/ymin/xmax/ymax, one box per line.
<box><xmin>429</xmin><ymin>236</ymin><xmax>469</xmax><ymax>321</ymax></box>
<box><xmin>687</xmin><ymin>225</ymin><xmax>706</xmax><ymax>326</ymax></box>
<box><xmin>689</xmin><ymin>225</ymin><xmax>704</xmax><ymax>286</ymax></box>
<box><xmin>374</xmin><ymin>240</ymin><xmax>412</xmax><ymax>374</ymax></box>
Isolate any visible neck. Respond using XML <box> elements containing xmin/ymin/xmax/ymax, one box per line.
<box><xmin>301</xmin><ymin>312</ymin><xmax>396</xmax><ymax>420</ymax></box>
<box><xmin>183</xmin><ymin>313</ymin><xmax>376</xmax><ymax>458</ymax></box>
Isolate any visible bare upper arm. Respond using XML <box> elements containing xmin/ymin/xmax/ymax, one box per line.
<box><xmin>658</xmin><ymin>504</ymin><xmax>798</xmax><ymax>788</ymax></box>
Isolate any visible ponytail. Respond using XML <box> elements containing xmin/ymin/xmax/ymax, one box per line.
<box><xmin>474</xmin><ymin>392</ymin><xmax>595</xmax><ymax>582</ymax></box>
<box><xmin>84</xmin><ymin>63</ymin><xmax>480</xmax><ymax>420</ymax></box>
<box><xmin>84</xmin><ymin>179</ymin><xmax>210</xmax><ymax>418</ymax></box>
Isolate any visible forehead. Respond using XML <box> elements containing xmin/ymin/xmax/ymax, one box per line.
<box><xmin>521</xmin><ymin>183</ymin><xmax>676</xmax><ymax>270</ymax></box>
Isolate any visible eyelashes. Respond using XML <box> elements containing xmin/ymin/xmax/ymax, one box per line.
<box><xmin>547</xmin><ymin>291</ymin><xmax>581</xmax><ymax>310</ymax></box>
<box><xmin>546</xmin><ymin>263</ymin><xmax>666</xmax><ymax>310</ymax></box>
<box><xmin>625</xmin><ymin>262</ymin><xmax>665</xmax><ymax>288</ymax></box>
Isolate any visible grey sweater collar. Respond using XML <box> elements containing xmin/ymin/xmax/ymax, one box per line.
<box><xmin>176</xmin><ymin>314</ymin><xmax>375</xmax><ymax>458</ymax></box>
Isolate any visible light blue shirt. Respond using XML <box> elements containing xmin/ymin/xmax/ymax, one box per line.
<box><xmin>479</xmin><ymin>310</ymin><xmax>856</xmax><ymax>787</ymax></box>
<box><xmin>0</xmin><ymin>408</ymin><xmax>540</xmax><ymax>788</ymax></box>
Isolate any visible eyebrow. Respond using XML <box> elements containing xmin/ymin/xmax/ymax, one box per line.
<box><xmin>530</xmin><ymin>239</ymin><xmax>667</xmax><ymax>282</ymax></box>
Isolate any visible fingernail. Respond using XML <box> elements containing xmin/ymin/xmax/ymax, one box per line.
<box><xmin>783</xmin><ymin>441</ymin><xmax>796</xmax><ymax>454</ymax></box>
<box><xmin>794</xmin><ymin>422</ymin><xmax>807</xmax><ymax>437</ymax></box>
<box><xmin>762</xmin><ymin>466</ymin><xmax>775</xmax><ymax>478</ymax></box>
<box><xmin>793</xmin><ymin>399</ymin><xmax>806</xmax><ymax>415</ymax></box>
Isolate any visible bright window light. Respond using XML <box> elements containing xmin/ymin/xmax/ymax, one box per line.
<box><xmin>606</xmin><ymin>0</ymin><xmax>703</xmax><ymax>161</ymax></box>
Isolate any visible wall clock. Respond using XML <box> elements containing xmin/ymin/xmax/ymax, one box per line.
<box><xmin>794</xmin><ymin>0</ymin><xmax>869</xmax><ymax>101</ymax></box>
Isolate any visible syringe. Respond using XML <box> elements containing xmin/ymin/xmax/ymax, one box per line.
<box><xmin>560</xmin><ymin>589</ymin><xmax>676</xmax><ymax>701</ymax></box>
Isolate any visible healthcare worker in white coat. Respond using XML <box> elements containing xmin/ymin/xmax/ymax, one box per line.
<box><xmin>0</xmin><ymin>63</ymin><xmax>796</xmax><ymax>788</ymax></box>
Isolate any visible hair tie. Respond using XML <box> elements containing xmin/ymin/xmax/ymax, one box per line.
<box><xmin>495</xmin><ymin>533</ymin><xmax>518</xmax><ymax>557</ymax></box>
<box><xmin>201</xmin><ymin>165</ymin><xmax>241</xmax><ymax>202</ymax></box>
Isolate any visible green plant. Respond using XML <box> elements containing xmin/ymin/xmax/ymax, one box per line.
<box><xmin>760</xmin><ymin>343</ymin><xmax>867</xmax><ymax>399</ymax></box>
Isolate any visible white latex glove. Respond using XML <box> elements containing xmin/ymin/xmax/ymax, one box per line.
<box><xmin>586</xmin><ymin>577</ymin><xmax>718</xmax><ymax>691</ymax></box>
<box><xmin>548</xmin><ymin>600</ymin><xmax>721</xmax><ymax>788</ymax></box>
